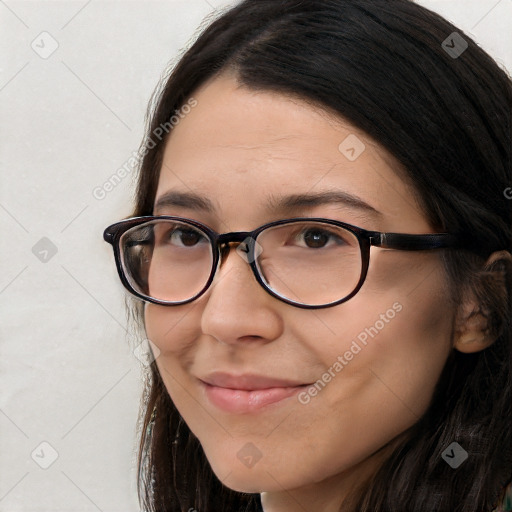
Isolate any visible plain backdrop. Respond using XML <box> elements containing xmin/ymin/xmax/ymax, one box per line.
<box><xmin>1</xmin><ymin>1</ymin><xmax>511</xmax><ymax>511</ymax></box>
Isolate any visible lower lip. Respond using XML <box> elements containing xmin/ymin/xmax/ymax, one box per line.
<box><xmin>201</xmin><ymin>381</ymin><xmax>307</xmax><ymax>413</ymax></box>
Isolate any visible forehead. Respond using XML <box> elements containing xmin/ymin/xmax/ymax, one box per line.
<box><xmin>154</xmin><ymin>74</ymin><xmax>430</xmax><ymax>232</ymax></box>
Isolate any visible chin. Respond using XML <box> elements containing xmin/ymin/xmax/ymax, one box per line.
<box><xmin>212</xmin><ymin>465</ymin><xmax>266</xmax><ymax>493</ymax></box>
<box><xmin>204</xmin><ymin>452</ymin><xmax>281</xmax><ymax>493</ymax></box>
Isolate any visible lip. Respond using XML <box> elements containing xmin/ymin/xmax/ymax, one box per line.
<box><xmin>198</xmin><ymin>372</ymin><xmax>311</xmax><ymax>414</ymax></box>
<box><xmin>201</xmin><ymin>372</ymin><xmax>307</xmax><ymax>390</ymax></box>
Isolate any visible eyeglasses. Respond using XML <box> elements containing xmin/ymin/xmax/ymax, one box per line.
<box><xmin>103</xmin><ymin>216</ymin><xmax>464</xmax><ymax>309</ymax></box>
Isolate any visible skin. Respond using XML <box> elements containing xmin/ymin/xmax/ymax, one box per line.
<box><xmin>143</xmin><ymin>73</ymin><xmax>487</xmax><ymax>512</ymax></box>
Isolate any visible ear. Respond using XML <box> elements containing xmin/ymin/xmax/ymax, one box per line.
<box><xmin>453</xmin><ymin>301</ymin><xmax>493</xmax><ymax>353</ymax></box>
<box><xmin>453</xmin><ymin>250</ymin><xmax>512</xmax><ymax>354</ymax></box>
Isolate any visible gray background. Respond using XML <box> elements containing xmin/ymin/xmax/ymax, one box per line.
<box><xmin>1</xmin><ymin>1</ymin><xmax>511</xmax><ymax>511</ymax></box>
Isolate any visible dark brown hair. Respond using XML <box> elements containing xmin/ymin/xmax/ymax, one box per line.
<box><xmin>128</xmin><ymin>1</ymin><xmax>512</xmax><ymax>510</ymax></box>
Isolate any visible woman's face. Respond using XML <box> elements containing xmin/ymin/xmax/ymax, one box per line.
<box><xmin>145</xmin><ymin>74</ymin><xmax>455</xmax><ymax>503</ymax></box>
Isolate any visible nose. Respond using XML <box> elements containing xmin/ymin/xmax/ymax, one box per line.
<box><xmin>199</xmin><ymin>241</ymin><xmax>283</xmax><ymax>345</ymax></box>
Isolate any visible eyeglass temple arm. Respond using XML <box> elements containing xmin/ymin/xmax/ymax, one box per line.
<box><xmin>369</xmin><ymin>232</ymin><xmax>462</xmax><ymax>250</ymax></box>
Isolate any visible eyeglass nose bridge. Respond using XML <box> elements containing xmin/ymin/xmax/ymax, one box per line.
<box><xmin>216</xmin><ymin>231</ymin><xmax>255</xmax><ymax>262</ymax></box>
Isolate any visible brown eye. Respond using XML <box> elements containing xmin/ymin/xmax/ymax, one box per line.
<box><xmin>293</xmin><ymin>227</ymin><xmax>346</xmax><ymax>249</ymax></box>
<box><xmin>303</xmin><ymin>229</ymin><xmax>330</xmax><ymax>248</ymax></box>
<box><xmin>167</xmin><ymin>228</ymin><xmax>206</xmax><ymax>247</ymax></box>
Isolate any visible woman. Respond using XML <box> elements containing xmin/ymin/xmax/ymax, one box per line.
<box><xmin>103</xmin><ymin>1</ymin><xmax>512</xmax><ymax>510</ymax></box>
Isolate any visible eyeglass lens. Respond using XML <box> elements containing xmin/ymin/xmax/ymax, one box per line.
<box><xmin>119</xmin><ymin>219</ymin><xmax>363</xmax><ymax>306</ymax></box>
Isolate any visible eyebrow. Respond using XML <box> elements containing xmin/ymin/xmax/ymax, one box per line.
<box><xmin>154</xmin><ymin>190</ymin><xmax>215</xmax><ymax>213</ymax></box>
<box><xmin>266</xmin><ymin>190</ymin><xmax>382</xmax><ymax>217</ymax></box>
<box><xmin>153</xmin><ymin>189</ymin><xmax>382</xmax><ymax>218</ymax></box>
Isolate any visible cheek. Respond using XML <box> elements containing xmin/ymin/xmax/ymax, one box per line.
<box><xmin>318</xmin><ymin>256</ymin><xmax>455</xmax><ymax>418</ymax></box>
<box><xmin>144</xmin><ymin>303</ymin><xmax>201</xmax><ymax>398</ymax></box>
<box><xmin>144</xmin><ymin>303</ymin><xmax>198</xmax><ymax>350</ymax></box>
<box><xmin>366</xmin><ymin>288</ymin><xmax>454</xmax><ymax>417</ymax></box>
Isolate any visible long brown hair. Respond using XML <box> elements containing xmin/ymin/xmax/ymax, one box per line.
<box><xmin>128</xmin><ymin>1</ymin><xmax>512</xmax><ymax>510</ymax></box>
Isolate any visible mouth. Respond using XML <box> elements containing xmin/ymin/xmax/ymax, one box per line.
<box><xmin>198</xmin><ymin>373</ymin><xmax>312</xmax><ymax>414</ymax></box>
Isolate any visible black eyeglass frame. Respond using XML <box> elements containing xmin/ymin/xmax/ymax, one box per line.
<box><xmin>104</xmin><ymin>215</ymin><xmax>465</xmax><ymax>309</ymax></box>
